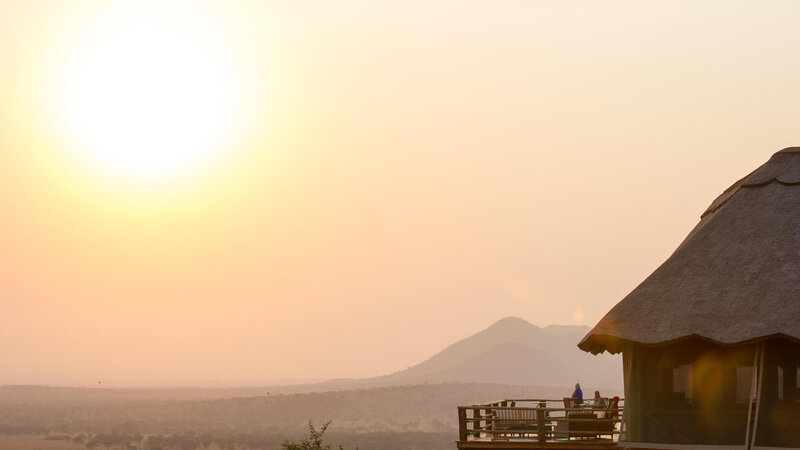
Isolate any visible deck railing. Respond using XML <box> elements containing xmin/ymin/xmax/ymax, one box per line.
<box><xmin>457</xmin><ymin>398</ymin><xmax>624</xmax><ymax>443</ymax></box>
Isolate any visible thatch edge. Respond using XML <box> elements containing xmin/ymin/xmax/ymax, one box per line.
<box><xmin>578</xmin><ymin>332</ymin><xmax>800</xmax><ymax>355</ymax></box>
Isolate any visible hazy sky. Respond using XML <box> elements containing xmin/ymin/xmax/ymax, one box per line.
<box><xmin>2</xmin><ymin>0</ymin><xmax>800</xmax><ymax>385</ymax></box>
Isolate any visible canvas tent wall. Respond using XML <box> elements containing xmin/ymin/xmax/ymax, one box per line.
<box><xmin>754</xmin><ymin>340</ymin><xmax>800</xmax><ymax>449</ymax></box>
<box><xmin>579</xmin><ymin>148</ymin><xmax>800</xmax><ymax>450</ymax></box>
<box><xmin>621</xmin><ymin>341</ymin><xmax>760</xmax><ymax>448</ymax></box>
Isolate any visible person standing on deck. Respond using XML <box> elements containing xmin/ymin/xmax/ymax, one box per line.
<box><xmin>572</xmin><ymin>383</ymin><xmax>584</xmax><ymax>404</ymax></box>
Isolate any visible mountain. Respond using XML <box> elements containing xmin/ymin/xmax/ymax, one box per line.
<box><xmin>324</xmin><ymin>316</ymin><xmax>622</xmax><ymax>392</ymax></box>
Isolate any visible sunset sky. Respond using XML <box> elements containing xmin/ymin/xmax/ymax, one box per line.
<box><xmin>2</xmin><ymin>0</ymin><xmax>800</xmax><ymax>385</ymax></box>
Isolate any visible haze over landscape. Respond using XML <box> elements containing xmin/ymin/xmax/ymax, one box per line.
<box><xmin>3</xmin><ymin>0</ymin><xmax>800</xmax><ymax>388</ymax></box>
<box><xmin>2</xmin><ymin>1</ymin><xmax>800</xmax><ymax>448</ymax></box>
<box><xmin>0</xmin><ymin>317</ymin><xmax>618</xmax><ymax>449</ymax></box>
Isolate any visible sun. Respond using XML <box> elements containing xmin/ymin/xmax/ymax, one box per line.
<box><xmin>57</xmin><ymin>3</ymin><xmax>239</xmax><ymax>183</ymax></box>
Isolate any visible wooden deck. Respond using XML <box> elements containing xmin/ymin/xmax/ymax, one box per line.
<box><xmin>456</xmin><ymin>398</ymin><xmax>623</xmax><ymax>450</ymax></box>
<box><xmin>456</xmin><ymin>439</ymin><xmax>618</xmax><ymax>450</ymax></box>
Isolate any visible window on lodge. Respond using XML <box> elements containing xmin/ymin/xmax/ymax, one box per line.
<box><xmin>672</xmin><ymin>364</ymin><xmax>692</xmax><ymax>402</ymax></box>
<box><xmin>736</xmin><ymin>366</ymin><xmax>754</xmax><ymax>404</ymax></box>
<box><xmin>664</xmin><ymin>349</ymin><xmax>754</xmax><ymax>408</ymax></box>
<box><xmin>775</xmin><ymin>366</ymin><xmax>800</xmax><ymax>401</ymax></box>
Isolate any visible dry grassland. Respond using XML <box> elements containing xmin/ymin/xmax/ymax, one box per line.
<box><xmin>0</xmin><ymin>435</ymin><xmax>82</xmax><ymax>450</ymax></box>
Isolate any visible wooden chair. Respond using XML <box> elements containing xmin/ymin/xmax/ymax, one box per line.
<box><xmin>589</xmin><ymin>396</ymin><xmax>619</xmax><ymax>439</ymax></box>
<box><xmin>598</xmin><ymin>395</ymin><xmax>619</xmax><ymax>439</ymax></box>
<box><xmin>557</xmin><ymin>397</ymin><xmax>617</xmax><ymax>440</ymax></box>
<box><xmin>492</xmin><ymin>403</ymin><xmax>555</xmax><ymax>441</ymax></box>
<box><xmin>563</xmin><ymin>397</ymin><xmax>579</xmax><ymax>411</ymax></box>
<box><xmin>557</xmin><ymin>398</ymin><xmax>579</xmax><ymax>439</ymax></box>
<box><xmin>492</xmin><ymin>407</ymin><xmax>539</xmax><ymax>439</ymax></box>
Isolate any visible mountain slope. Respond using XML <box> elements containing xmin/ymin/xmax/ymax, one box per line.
<box><xmin>380</xmin><ymin>317</ymin><xmax>550</xmax><ymax>381</ymax></box>
<box><xmin>395</xmin><ymin>342</ymin><xmax>576</xmax><ymax>386</ymax></box>
<box><xmin>324</xmin><ymin>317</ymin><xmax>622</xmax><ymax>391</ymax></box>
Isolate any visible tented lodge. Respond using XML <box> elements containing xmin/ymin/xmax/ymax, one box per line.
<box><xmin>580</xmin><ymin>148</ymin><xmax>800</xmax><ymax>450</ymax></box>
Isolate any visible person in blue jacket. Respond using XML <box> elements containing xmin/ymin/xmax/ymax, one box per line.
<box><xmin>572</xmin><ymin>382</ymin><xmax>584</xmax><ymax>404</ymax></box>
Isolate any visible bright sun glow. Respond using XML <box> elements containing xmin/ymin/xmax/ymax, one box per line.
<box><xmin>58</xmin><ymin>3</ymin><xmax>239</xmax><ymax>183</ymax></box>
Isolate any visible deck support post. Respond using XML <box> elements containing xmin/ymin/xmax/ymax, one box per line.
<box><xmin>458</xmin><ymin>407</ymin><xmax>468</xmax><ymax>441</ymax></box>
<box><xmin>537</xmin><ymin>407</ymin><xmax>546</xmax><ymax>443</ymax></box>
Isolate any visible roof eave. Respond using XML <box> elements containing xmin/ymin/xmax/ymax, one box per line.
<box><xmin>578</xmin><ymin>332</ymin><xmax>800</xmax><ymax>355</ymax></box>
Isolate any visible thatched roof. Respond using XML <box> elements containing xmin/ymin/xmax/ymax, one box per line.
<box><xmin>579</xmin><ymin>147</ymin><xmax>800</xmax><ymax>355</ymax></box>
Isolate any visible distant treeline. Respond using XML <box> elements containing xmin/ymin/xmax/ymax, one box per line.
<box><xmin>0</xmin><ymin>382</ymin><xmax>565</xmax><ymax>435</ymax></box>
<box><xmin>2</xmin><ymin>430</ymin><xmax>454</xmax><ymax>450</ymax></box>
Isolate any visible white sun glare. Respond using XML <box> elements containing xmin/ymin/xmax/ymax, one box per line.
<box><xmin>59</xmin><ymin>4</ymin><xmax>239</xmax><ymax>183</ymax></box>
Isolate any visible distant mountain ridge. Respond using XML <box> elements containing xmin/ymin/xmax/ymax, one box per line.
<box><xmin>323</xmin><ymin>316</ymin><xmax>621</xmax><ymax>392</ymax></box>
<box><xmin>1</xmin><ymin>317</ymin><xmax>620</xmax><ymax>395</ymax></box>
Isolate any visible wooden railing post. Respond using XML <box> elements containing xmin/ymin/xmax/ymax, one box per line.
<box><xmin>484</xmin><ymin>406</ymin><xmax>491</xmax><ymax>437</ymax></box>
<box><xmin>538</xmin><ymin>406</ymin><xmax>546</xmax><ymax>443</ymax></box>
<box><xmin>458</xmin><ymin>407</ymin><xmax>468</xmax><ymax>441</ymax></box>
<box><xmin>473</xmin><ymin>407</ymin><xmax>482</xmax><ymax>437</ymax></box>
